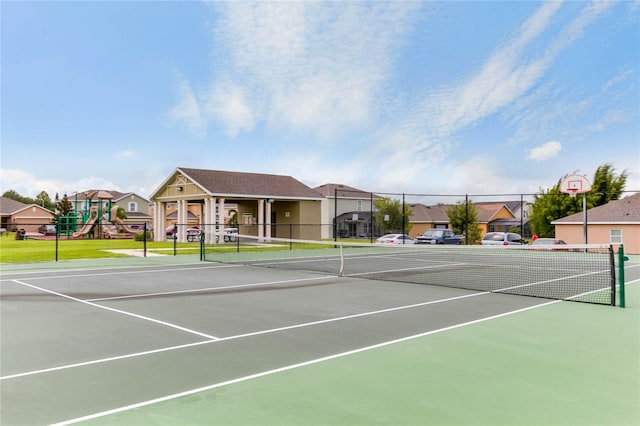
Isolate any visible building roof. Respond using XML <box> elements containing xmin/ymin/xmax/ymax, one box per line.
<box><xmin>474</xmin><ymin>200</ymin><xmax>523</xmax><ymax>214</ymax></box>
<box><xmin>173</xmin><ymin>168</ymin><xmax>324</xmax><ymax>200</ymax></box>
<box><xmin>475</xmin><ymin>204</ymin><xmax>510</xmax><ymax>222</ymax></box>
<box><xmin>313</xmin><ymin>183</ymin><xmax>372</xmax><ymax>199</ymax></box>
<box><xmin>410</xmin><ymin>202</ymin><xmax>517</xmax><ymax>224</ymax></box>
<box><xmin>0</xmin><ymin>197</ymin><xmax>54</xmax><ymax>216</ymax></box>
<box><xmin>0</xmin><ymin>197</ymin><xmax>28</xmax><ymax>215</ymax></box>
<box><xmin>552</xmin><ymin>192</ymin><xmax>640</xmax><ymax>224</ymax></box>
<box><xmin>72</xmin><ymin>190</ymin><xmax>149</xmax><ymax>203</ymax></box>
<box><xmin>409</xmin><ymin>204</ymin><xmax>451</xmax><ymax>223</ymax></box>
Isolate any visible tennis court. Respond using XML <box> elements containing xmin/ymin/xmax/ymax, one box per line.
<box><xmin>1</xmin><ymin>245</ymin><xmax>639</xmax><ymax>425</ymax></box>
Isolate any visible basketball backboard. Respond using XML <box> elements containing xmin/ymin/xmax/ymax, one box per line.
<box><xmin>560</xmin><ymin>174</ymin><xmax>592</xmax><ymax>197</ymax></box>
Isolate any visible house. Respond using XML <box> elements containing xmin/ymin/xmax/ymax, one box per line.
<box><xmin>551</xmin><ymin>192</ymin><xmax>640</xmax><ymax>254</ymax></box>
<box><xmin>408</xmin><ymin>204</ymin><xmax>452</xmax><ymax>237</ymax></box>
<box><xmin>69</xmin><ymin>190</ymin><xmax>152</xmax><ymax>227</ymax></box>
<box><xmin>149</xmin><ymin>168</ymin><xmax>324</xmax><ymax>243</ymax></box>
<box><xmin>0</xmin><ymin>197</ymin><xmax>55</xmax><ymax>233</ymax></box>
<box><xmin>313</xmin><ymin>183</ymin><xmax>378</xmax><ymax>238</ymax></box>
<box><xmin>474</xmin><ymin>200</ymin><xmax>531</xmax><ymax>237</ymax></box>
<box><xmin>408</xmin><ymin>202</ymin><xmax>525</xmax><ymax>239</ymax></box>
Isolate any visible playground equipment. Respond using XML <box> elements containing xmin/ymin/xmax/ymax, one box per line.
<box><xmin>109</xmin><ymin>206</ymin><xmax>145</xmax><ymax>234</ymax></box>
<box><xmin>72</xmin><ymin>206</ymin><xmax>100</xmax><ymax>238</ymax></box>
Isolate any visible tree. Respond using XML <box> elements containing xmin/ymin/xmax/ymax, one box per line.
<box><xmin>529</xmin><ymin>163</ymin><xmax>627</xmax><ymax>237</ymax></box>
<box><xmin>34</xmin><ymin>191</ymin><xmax>55</xmax><ymax>210</ymax></box>
<box><xmin>373</xmin><ymin>197</ymin><xmax>413</xmax><ymax>235</ymax></box>
<box><xmin>589</xmin><ymin>163</ymin><xmax>627</xmax><ymax>207</ymax></box>
<box><xmin>2</xmin><ymin>189</ymin><xmax>33</xmax><ymax>205</ymax></box>
<box><xmin>55</xmin><ymin>194</ymin><xmax>74</xmax><ymax>217</ymax></box>
<box><xmin>446</xmin><ymin>200</ymin><xmax>482</xmax><ymax>244</ymax></box>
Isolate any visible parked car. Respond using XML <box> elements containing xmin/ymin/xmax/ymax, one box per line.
<box><xmin>530</xmin><ymin>238</ymin><xmax>568</xmax><ymax>250</ymax></box>
<box><xmin>38</xmin><ymin>224</ymin><xmax>57</xmax><ymax>236</ymax></box>
<box><xmin>481</xmin><ymin>232</ymin><xmax>525</xmax><ymax>246</ymax></box>
<box><xmin>414</xmin><ymin>229</ymin><xmax>464</xmax><ymax>245</ymax></box>
<box><xmin>129</xmin><ymin>224</ymin><xmax>152</xmax><ymax>232</ymax></box>
<box><xmin>375</xmin><ymin>234</ymin><xmax>414</xmax><ymax>245</ymax></box>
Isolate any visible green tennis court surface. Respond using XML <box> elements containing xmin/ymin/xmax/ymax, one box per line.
<box><xmin>1</xmin><ymin>253</ymin><xmax>638</xmax><ymax>425</ymax></box>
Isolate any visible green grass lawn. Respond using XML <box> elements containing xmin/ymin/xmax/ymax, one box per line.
<box><xmin>0</xmin><ymin>233</ymin><xmax>201</xmax><ymax>263</ymax></box>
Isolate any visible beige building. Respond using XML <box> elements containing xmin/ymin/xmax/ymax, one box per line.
<box><xmin>149</xmin><ymin>168</ymin><xmax>324</xmax><ymax>243</ymax></box>
<box><xmin>0</xmin><ymin>197</ymin><xmax>55</xmax><ymax>233</ymax></box>
<box><xmin>552</xmin><ymin>193</ymin><xmax>640</xmax><ymax>254</ymax></box>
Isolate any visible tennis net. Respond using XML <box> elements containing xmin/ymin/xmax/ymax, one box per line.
<box><xmin>202</xmin><ymin>235</ymin><xmax>617</xmax><ymax>306</ymax></box>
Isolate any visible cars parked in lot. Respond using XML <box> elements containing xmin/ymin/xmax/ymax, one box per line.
<box><xmin>129</xmin><ymin>224</ymin><xmax>152</xmax><ymax>232</ymax></box>
<box><xmin>375</xmin><ymin>234</ymin><xmax>414</xmax><ymax>245</ymax></box>
<box><xmin>38</xmin><ymin>224</ymin><xmax>57</xmax><ymax>235</ymax></box>
<box><xmin>414</xmin><ymin>229</ymin><xmax>464</xmax><ymax>245</ymax></box>
<box><xmin>481</xmin><ymin>232</ymin><xmax>525</xmax><ymax>246</ymax></box>
<box><xmin>530</xmin><ymin>238</ymin><xmax>568</xmax><ymax>250</ymax></box>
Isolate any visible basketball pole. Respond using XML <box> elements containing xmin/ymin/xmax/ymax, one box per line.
<box><xmin>582</xmin><ymin>192</ymin><xmax>588</xmax><ymax>244</ymax></box>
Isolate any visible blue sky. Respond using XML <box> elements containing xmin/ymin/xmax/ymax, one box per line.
<box><xmin>2</xmin><ymin>1</ymin><xmax>639</xmax><ymax>201</ymax></box>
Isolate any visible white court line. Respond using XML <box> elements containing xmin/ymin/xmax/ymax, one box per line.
<box><xmin>10</xmin><ymin>280</ymin><xmax>220</xmax><ymax>340</ymax></box>
<box><xmin>0</xmin><ymin>264</ymin><xmax>240</xmax><ymax>282</ymax></box>
<box><xmin>85</xmin><ymin>276</ymin><xmax>333</xmax><ymax>302</ymax></box>
<box><xmin>49</xmin><ymin>299</ymin><xmax>561</xmax><ymax>426</ymax></box>
<box><xmin>5</xmin><ymin>269</ymin><xmax>634</xmax><ymax>382</ymax></box>
<box><xmin>1</xmin><ymin>288</ymin><xmax>487</xmax><ymax>381</ymax></box>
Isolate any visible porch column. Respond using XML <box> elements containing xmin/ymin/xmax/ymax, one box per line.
<box><xmin>203</xmin><ymin>197</ymin><xmax>211</xmax><ymax>244</ymax></box>
<box><xmin>178</xmin><ymin>199</ymin><xmax>188</xmax><ymax>243</ymax></box>
<box><xmin>219</xmin><ymin>197</ymin><xmax>226</xmax><ymax>243</ymax></box>
<box><xmin>265</xmin><ymin>199</ymin><xmax>272</xmax><ymax>241</ymax></box>
<box><xmin>258</xmin><ymin>199</ymin><xmax>265</xmax><ymax>241</ymax></box>
<box><xmin>154</xmin><ymin>201</ymin><xmax>165</xmax><ymax>242</ymax></box>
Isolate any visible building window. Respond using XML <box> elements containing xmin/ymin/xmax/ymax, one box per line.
<box><xmin>357</xmin><ymin>200</ymin><xmax>362</xmax><ymax>212</ymax></box>
<box><xmin>610</xmin><ymin>229</ymin><xmax>622</xmax><ymax>244</ymax></box>
<box><xmin>128</xmin><ymin>202</ymin><xmax>137</xmax><ymax>212</ymax></box>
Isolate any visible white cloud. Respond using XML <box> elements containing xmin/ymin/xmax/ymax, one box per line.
<box><xmin>205</xmin><ymin>81</ymin><xmax>255</xmax><ymax>136</ymax></box>
<box><xmin>168</xmin><ymin>78</ymin><xmax>206</xmax><ymax>136</ymax></box>
<box><xmin>172</xmin><ymin>2</ymin><xmax>421</xmax><ymax>138</ymax></box>
<box><xmin>0</xmin><ymin>168</ymin><xmax>122</xmax><ymax>199</ymax></box>
<box><xmin>527</xmin><ymin>141</ymin><xmax>562</xmax><ymax>160</ymax></box>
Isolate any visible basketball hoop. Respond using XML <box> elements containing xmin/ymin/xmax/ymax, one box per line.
<box><xmin>560</xmin><ymin>174</ymin><xmax>591</xmax><ymax>197</ymax></box>
<box><xmin>559</xmin><ymin>173</ymin><xmax>591</xmax><ymax>245</ymax></box>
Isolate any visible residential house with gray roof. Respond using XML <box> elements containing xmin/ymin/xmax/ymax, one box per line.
<box><xmin>552</xmin><ymin>192</ymin><xmax>640</xmax><ymax>254</ymax></box>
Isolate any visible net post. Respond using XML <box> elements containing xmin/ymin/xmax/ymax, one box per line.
<box><xmin>618</xmin><ymin>245</ymin><xmax>627</xmax><ymax>308</ymax></box>
<box><xmin>199</xmin><ymin>231</ymin><xmax>204</xmax><ymax>261</ymax></box>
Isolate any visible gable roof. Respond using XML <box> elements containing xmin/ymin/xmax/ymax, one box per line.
<box><xmin>552</xmin><ymin>193</ymin><xmax>640</xmax><ymax>224</ymax></box>
<box><xmin>0</xmin><ymin>198</ymin><xmax>54</xmax><ymax>216</ymax></box>
<box><xmin>409</xmin><ymin>202</ymin><xmax>517</xmax><ymax>224</ymax></box>
<box><xmin>72</xmin><ymin>190</ymin><xmax>149</xmax><ymax>203</ymax></box>
<box><xmin>313</xmin><ymin>183</ymin><xmax>372</xmax><ymax>199</ymax></box>
<box><xmin>409</xmin><ymin>204</ymin><xmax>451</xmax><ymax>223</ymax></box>
<box><xmin>163</xmin><ymin>168</ymin><xmax>324</xmax><ymax>200</ymax></box>
<box><xmin>0</xmin><ymin>197</ymin><xmax>28</xmax><ymax>215</ymax></box>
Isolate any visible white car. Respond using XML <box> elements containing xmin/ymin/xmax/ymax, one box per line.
<box><xmin>481</xmin><ymin>232</ymin><xmax>525</xmax><ymax>246</ymax></box>
<box><xmin>375</xmin><ymin>234</ymin><xmax>414</xmax><ymax>245</ymax></box>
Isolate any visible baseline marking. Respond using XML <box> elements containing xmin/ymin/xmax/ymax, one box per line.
<box><xmin>50</xmin><ymin>300</ymin><xmax>561</xmax><ymax>426</ymax></box>
<box><xmin>10</xmin><ymin>280</ymin><xmax>220</xmax><ymax>340</ymax></box>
